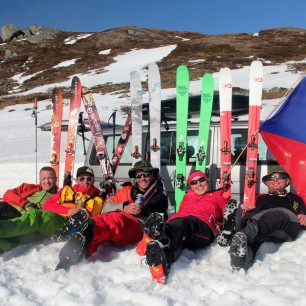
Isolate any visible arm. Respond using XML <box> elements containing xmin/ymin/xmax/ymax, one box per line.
<box><xmin>42</xmin><ymin>190</ymin><xmax>70</xmax><ymax>216</ymax></box>
<box><xmin>3</xmin><ymin>183</ymin><xmax>38</xmax><ymax>208</ymax></box>
<box><xmin>102</xmin><ymin>187</ymin><xmax>133</xmax><ymax>214</ymax></box>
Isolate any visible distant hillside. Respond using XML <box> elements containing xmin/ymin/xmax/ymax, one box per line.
<box><xmin>1</xmin><ymin>24</ymin><xmax>306</xmax><ymax>107</ymax></box>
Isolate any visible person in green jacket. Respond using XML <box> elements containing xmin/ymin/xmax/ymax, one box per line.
<box><xmin>0</xmin><ymin>166</ymin><xmax>66</xmax><ymax>252</ymax></box>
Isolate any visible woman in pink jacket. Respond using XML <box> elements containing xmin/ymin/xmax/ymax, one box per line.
<box><xmin>137</xmin><ymin>170</ymin><xmax>228</xmax><ymax>284</ymax></box>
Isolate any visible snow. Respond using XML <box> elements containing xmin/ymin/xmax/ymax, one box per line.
<box><xmin>53</xmin><ymin>59</ymin><xmax>79</xmax><ymax>68</ymax></box>
<box><xmin>1</xmin><ymin>45</ymin><xmax>306</xmax><ymax>305</ymax></box>
<box><xmin>64</xmin><ymin>33</ymin><xmax>94</xmax><ymax>45</ymax></box>
<box><xmin>99</xmin><ymin>49</ymin><xmax>111</xmax><ymax>55</ymax></box>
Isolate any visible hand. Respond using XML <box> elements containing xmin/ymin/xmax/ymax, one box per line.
<box><xmin>123</xmin><ymin>202</ymin><xmax>141</xmax><ymax>215</ymax></box>
<box><xmin>297</xmin><ymin>214</ymin><xmax>306</xmax><ymax>226</ymax></box>
<box><xmin>67</xmin><ymin>208</ymin><xmax>81</xmax><ymax>217</ymax></box>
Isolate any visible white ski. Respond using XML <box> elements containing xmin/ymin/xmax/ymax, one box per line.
<box><xmin>148</xmin><ymin>63</ymin><xmax>161</xmax><ymax>169</ymax></box>
<box><xmin>130</xmin><ymin>71</ymin><xmax>143</xmax><ymax>160</ymax></box>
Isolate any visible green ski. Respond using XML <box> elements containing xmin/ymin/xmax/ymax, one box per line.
<box><xmin>175</xmin><ymin>65</ymin><xmax>189</xmax><ymax>211</ymax></box>
<box><xmin>196</xmin><ymin>73</ymin><xmax>214</xmax><ymax>172</ymax></box>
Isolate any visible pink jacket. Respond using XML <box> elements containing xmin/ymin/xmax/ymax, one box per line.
<box><xmin>168</xmin><ymin>189</ymin><xmax>227</xmax><ymax>234</ymax></box>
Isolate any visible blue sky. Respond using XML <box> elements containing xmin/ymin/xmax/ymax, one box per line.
<box><xmin>1</xmin><ymin>0</ymin><xmax>306</xmax><ymax>35</ymax></box>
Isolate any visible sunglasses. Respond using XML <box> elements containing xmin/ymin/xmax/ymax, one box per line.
<box><xmin>78</xmin><ymin>176</ymin><xmax>93</xmax><ymax>182</ymax></box>
<box><xmin>135</xmin><ymin>171</ymin><xmax>151</xmax><ymax>179</ymax></box>
<box><xmin>190</xmin><ymin>177</ymin><xmax>207</xmax><ymax>185</ymax></box>
<box><xmin>265</xmin><ymin>174</ymin><xmax>288</xmax><ymax>181</ymax></box>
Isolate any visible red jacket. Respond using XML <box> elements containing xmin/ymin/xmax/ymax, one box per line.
<box><xmin>168</xmin><ymin>188</ymin><xmax>227</xmax><ymax>234</ymax></box>
<box><xmin>3</xmin><ymin>183</ymin><xmax>41</xmax><ymax>208</ymax></box>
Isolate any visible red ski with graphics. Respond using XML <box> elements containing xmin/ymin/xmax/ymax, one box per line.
<box><xmin>50</xmin><ymin>88</ymin><xmax>63</xmax><ymax>186</ymax></box>
<box><xmin>111</xmin><ymin>113</ymin><xmax>132</xmax><ymax>174</ymax></box>
<box><xmin>64</xmin><ymin>77</ymin><xmax>82</xmax><ymax>184</ymax></box>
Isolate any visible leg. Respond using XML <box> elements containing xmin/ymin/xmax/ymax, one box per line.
<box><xmin>0</xmin><ymin>202</ymin><xmax>22</xmax><ymax>220</ymax></box>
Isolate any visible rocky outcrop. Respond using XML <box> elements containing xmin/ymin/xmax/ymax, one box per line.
<box><xmin>2</xmin><ymin>22</ymin><xmax>20</xmax><ymax>42</ymax></box>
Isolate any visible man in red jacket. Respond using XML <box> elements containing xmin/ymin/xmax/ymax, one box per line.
<box><xmin>139</xmin><ymin>170</ymin><xmax>228</xmax><ymax>284</ymax></box>
<box><xmin>54</xmin><ymin>161</ymin><xmax>168</xmax><ymax>270</ymax></box>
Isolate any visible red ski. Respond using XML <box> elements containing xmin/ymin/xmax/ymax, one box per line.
<box><xmin>82</xmin><ymin>87</ymin><xmax>115</xmax><ymax>194</ymax></box>
<box><xmin>111</xmin><ymin>112</ymin><xmax>132</xmax><ymax>174</ymax></box>
<box><xmin>243</xmin><ymin>61</ymin><xmax>263</xmax><ymax>212</ymax></box>
<box><xmin>219</xmin><ymin>67</ymin><xmax>232</xmax><ymax>198</ymax></box>
<box><xmin>50</xmin><ymin>88</ymin><xmax>63</xmax><ymax>186</ymax></box>
<box><xmin>64</xmin><ymin>77</ymin><xmax>82</xmax><ymax>185</ymax></box>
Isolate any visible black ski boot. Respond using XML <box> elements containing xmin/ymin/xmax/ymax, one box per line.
<box><xmin>52</xmin><ymin>209</ymin><xmax>89</xmax><ymax>242</ymax></box>
<box><xmin>146</xmin><ymin>240</ymin><xmax>171</xmax><ymax>284</ymax></box>
<box><xmin>55</xmin><ymin>232</ymin><xmax>87</xmax><ymax>271</ymax></box>
<box><xmin>136</xmin><ymin>212</ymin><xmax>166</xmax><ymax>256</ymax></box>
<box><xmin>217</xmin><ymin>199</ymin><xmax>241</xmax><ymax>247</ymax></box>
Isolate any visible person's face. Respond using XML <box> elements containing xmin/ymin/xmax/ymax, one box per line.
<box><xmin>135</xmin><ymin>170</ymin><xmax>153</xmax><ymax>192</ymax></box>
<box><xmin>265</xmin><ymin>173</ymin><xmax>289</xmax><ymax>192</ymax></box>
<box><xmin>77</xmin><ymin>175</ymin><xmax>95</xmax><ymax>188</ymax></box>
<box><xmin>189</xmin><ymin>176</ymin><xmax>208</xmax><ymax>196</ymax></box>
<box><xmin>39</xmin><ymin>170</ymin><xmax>56</xmax><ymax>191</ymax></box>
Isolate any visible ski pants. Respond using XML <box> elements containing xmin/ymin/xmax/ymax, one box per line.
<box><xmin>165</xmin><ymin>216</ymin><xmax>215</xmax><ymax>262</ymax></box>
<box><xmin>0</xmin><ymin>208</ymin><xmax>66</xmax><ymax>252</ymax></box>
<box><xmin>0</xmin><ymin>202</ymin><xmax>22</xmax><ymax>220</ymax></box>
<box><xmin>87</xmin><ymin>212</ymin><xmax>143</xmax><ymax>255</ymax></box>
<box><xmin>244</xmin><ymin>207</ymin><xmax>302</xmax><ymax>256</ymax></box>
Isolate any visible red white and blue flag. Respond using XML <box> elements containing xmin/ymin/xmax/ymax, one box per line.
<box><xmin>260</xmin><ymin>76</ymin><xmax>306</xmax><ymax>203</ymax></box>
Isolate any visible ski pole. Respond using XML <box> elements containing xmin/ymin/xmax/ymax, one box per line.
<box><xmin>108</xmin><ymin>110</ymin><xmax>117</xmax><ymax>153</ymax></box>
<box><xmin>31</xmin><ymin>97</ymin><xmax>38</xmax><ymax>184</ymax></box>
<box><xmin>78</xmin><ymin>112</ymin><xmax>87</xmax><ymax>155</ymax></box>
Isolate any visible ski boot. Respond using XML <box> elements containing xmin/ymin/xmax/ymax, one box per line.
<box><xmin>52</xmin><ymin>209</ymin><xmax>89</xmax><ymax>242</ymax></box>
<box><xmin>55</xmin><ymin>232</ymin><xmax>87</xmax><ymax>271</ymax></box>
<box><xmin>146</xmin><ymin>240</ymin><xmax>171</xmax><ymax>285</ymax></box>
<box><xmin>217</xmin><ymin>199</ymin><xmax>241</xmax><ymax>247</ymax></box>
<box><xmin>136</xmin><ymin>212</ymin><xmax>165</xmax><ymax>256</ymax></box>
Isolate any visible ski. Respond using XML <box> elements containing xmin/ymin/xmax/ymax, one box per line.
<box><xmin>111</xmin><ymin>112</ymin><xmax>132</xmax><ymax>174</ymax></box>
<box><xmin>242</xmin><ymin>61</ymin><xmax>263</xmax><ymax>211</ymax></box>
<box><xmin>130</xmin><ymin>71</ymin><xmax>143</xmax><ymax>160</ymax></box>
<box><xmin>148</xmin><ymin>63</ymin><xmax>161</xmax><ymax>169</ymax></box>
<box><xmin>196</xmin><ymin>73</ymin><xmax>214</xmax><ymax>172</ymax></box>
<box><xmin>175</xmin><ymin>65</ymin><xmax>189</xmax><ymax>211</ymax></box>
<box><xmin>81</xmin><ymin>87</ymin><xmax>115</xmax><ymax>194</ymax></box>
<box><xmin>50</xmin><ymin>88</ymin><xmax>63</xmax><ymax>186</ymax></box>
<box><xmin>63</xmin><ymin>76</ymin><xmax>82</xmax><ymax>185</ymax></box>
<box><xmin>219</xmin><ymin>67</ymin><xmax>232</xmax><ymax>198</ymax></box>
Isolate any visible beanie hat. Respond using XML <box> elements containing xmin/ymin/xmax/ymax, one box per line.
<box><xmin>187</xmin><ymin>170</ymin><xmax>207</xmax><ymax>185</ymax></box>
<box><xmin>76</xmin><ymin>166</ymin><xmax>95</xmax><ymax>178</ymax></box>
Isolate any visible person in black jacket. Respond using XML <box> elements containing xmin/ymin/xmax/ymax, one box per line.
<box><xmin>229</xmin><ymin>170</ymin><xmax>306</xmax><ymax>271</ymax></box>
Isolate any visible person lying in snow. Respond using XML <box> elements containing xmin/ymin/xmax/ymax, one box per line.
<box><xmin>52</xmin><ymin>161</ymin><xmax>168</xmax><ymax>271</ymax></box>
<box><xmin>219</xmin><ymin>169</ymin><xmax>306</xmax><ymax>271</ymax></box>
<box><xmin>0</xmin><ymin>166</ymin><xmax>65</xmax><ymax>252</ymax></box>
<box><xmin>137</xmin><ymin>170</ymin><xmax>229</xmax><ymax>284</ymax></box>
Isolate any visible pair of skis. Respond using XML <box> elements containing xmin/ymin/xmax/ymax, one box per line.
<box><xmin>130</xmin><ymin>63</ymin><xmax>162</xmax><ymax>169</ymax></box>
<box><xmin>175</xmin><ymin>65</ymin><xmax>214</xmax><ymax>211</ymax></box>
<box><xmin>219</xmin><ymin>61</ymin><xmax>263</xmax><ymax>210</ymax></box>
<box><xmin>50</xmin><ymin>76</ymin><xmax>81</xmax><ymax>187</ymax></box>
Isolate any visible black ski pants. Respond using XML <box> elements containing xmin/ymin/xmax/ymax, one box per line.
<box><xmin>165</xmin><ymin>216</ymin><xmax>214</xmax><ymax>262</ymax></box>
<box><xmin>244</xmin><ymin>208</ymin><xmax>302</xmax><ymax>256</ymax></box>
<box><xmin>0</xmin><ymin>202</ymin><xmax>22</xmax><ymax>220</ymax></box>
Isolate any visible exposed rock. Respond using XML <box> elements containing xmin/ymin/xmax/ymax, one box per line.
<box><xmin>2</xmin><ymin>23</ymin><xmax>20</xmax><ymax>42</ymax></box>
<box><xmin>127</xmin><ymin>26</ymin><xmax>154</xmax><ymax>38</ymax></box>
<box><xmin>4</xmin><ymin>49</ymin><xmax>18</xmax><ymax>60</ymax></box>
<box><xmin>9</xmin><ymin>30</ymin><xmax>25</xmax><ymax>42</ymax></box>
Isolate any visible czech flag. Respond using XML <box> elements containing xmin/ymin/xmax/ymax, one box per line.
<box><xmin>260</xmin><ymin>76</ymin><xmax>306</xmax><ymax>203</ymax></box>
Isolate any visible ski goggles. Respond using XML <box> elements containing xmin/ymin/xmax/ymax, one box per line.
<box><xmin>78</xmin><ymin>176</ymin><xmax>94</xmax><ymax>182</ymax></box>
<box><xmin>265</xmin><ymin>173</ymin><xmax>288</xmax><ymax>181</ymax></box>
<box><xmin>135</xmin><ymin>171</ymin><xmax>152</xmax><ymax>179</ymax></box>
<box><xmin>190</xmin><ymin>177</ymin><xmax>207</xmax><ymax>185</ymax></box>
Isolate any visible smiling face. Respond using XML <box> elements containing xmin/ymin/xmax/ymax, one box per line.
<box><xmin>265</xmin><ymin>176</ymin><xmax>289</xmax><ymax>192</ymax></box>
<box><xmin>77</xmin><ymin>175</ymin><xmax>95</xmax><ymax>189</ymax></box>
<box><xmin>189</xmin><ymin>175</ymin><xmax>208</xmax><ymax>196</ymax></box>
<box><xmin>39</xmin><ymin>170</ymin><xmax>56</xmax><ymax>191</ymax></box>
<box><xmin>135</xmin><ymin>170</ymin><xmax>154</xmax><ymax>192</ymax></box>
